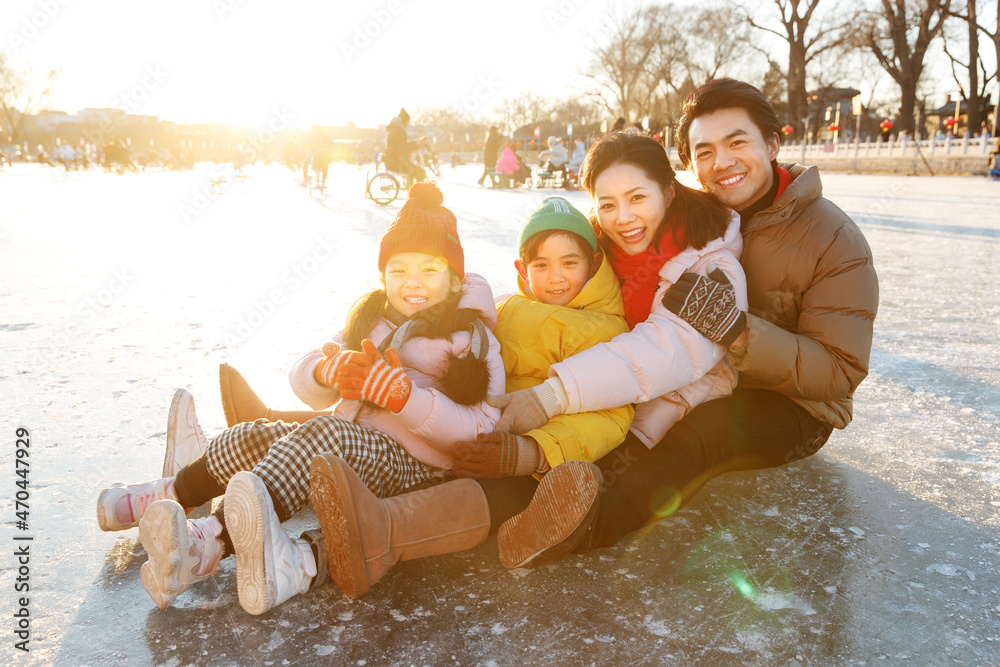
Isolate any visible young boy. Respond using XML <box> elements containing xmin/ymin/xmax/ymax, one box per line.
<box><xmin>453</xmin><ymin>195</ymin><xmax>634</xmax><ymax>478</ymax></box>
<box><xmin>308</xmin><ymin>196</ymin><xmax>636</xmax><ymax>598</ymax></box>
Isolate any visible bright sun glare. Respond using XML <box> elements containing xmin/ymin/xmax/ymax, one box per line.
<box><xmin>2</xmin><ymin>0</ymin><xmax>617</xmax><ymax>128</ymax></box>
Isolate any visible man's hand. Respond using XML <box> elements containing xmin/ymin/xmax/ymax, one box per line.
<box><xmin>454</xmin><ymin>432</ymin><xmax>542</xmax><ymax>479</ymax></box>
<box><xmin>336</xmin><ymin>339</ymin><xmax>412</xmax><ymax>413</ymax></box>
<box><xmin>662</xmin><ymin>261</ymin><xmax>746</xmax><ymax>347</ymax></box>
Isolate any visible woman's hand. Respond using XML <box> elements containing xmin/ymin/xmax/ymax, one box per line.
<box><xmin>487</xmin><ymin>378</ymin><xmax>567</xmax><ymax>434</ymax></box>
<box><xmin>662</xmin><ymin>261</ymin><xmax>747</xmax><ymax>348</ymax></box>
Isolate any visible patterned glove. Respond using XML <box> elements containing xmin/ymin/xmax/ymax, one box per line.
<box><xmin>313</xmin><ymin>342</ymin><xmax>373</xmax><ymax>387</ymax></box>
<box><xmin>487</xmin><ymin>379</ymin><xmax>566</xmax><ymax>435</ymax></box>
<box><xmin>454</xmin><ymin>432</ymin><xmax>542</xmax><ymax>480</ymax></box>
<box><xmin>662</xmin><ymin>262</ymin><xmax>746</xmax><ymax>347</ymax></box>
<box><xmin>336</xmin><ymin>339</ymin><xmax>412</xmax><ymax>413</ymax></box>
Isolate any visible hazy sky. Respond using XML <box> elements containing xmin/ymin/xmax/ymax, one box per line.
<box><xmin>2</xmin><ymin>0</ymin><xmax>634</xmax><ymax>128</ymax></box>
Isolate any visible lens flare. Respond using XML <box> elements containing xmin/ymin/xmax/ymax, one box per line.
<box><xmin>649</xmin><ymin>486</ymin><xmax>682</xmax><ymax>518</ymax></box>
<box><xmin>727</xmin><ymin>570</ymin><xmax>757</xmax><ymax>600</ymax></box>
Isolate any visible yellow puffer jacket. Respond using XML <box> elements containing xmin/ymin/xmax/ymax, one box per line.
<box><xmin>495</xmin><ymin>257</ymin><xmax>634</xmax><ymax>467</ymax></box>
<box><xmin>731</xmin><ymin>164</ymin><xmax>879</xmax><ymax>428</ymax></box>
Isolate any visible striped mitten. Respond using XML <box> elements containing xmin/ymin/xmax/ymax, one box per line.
<box><xmin>313</xmin><ymin>342</ymin><xmax>372</xmax><ymax>387</ymax></box>
<box><xmin>336</xmin><ymin>339</ymin><xmax>412</xmax><ymax>413</ymax></box>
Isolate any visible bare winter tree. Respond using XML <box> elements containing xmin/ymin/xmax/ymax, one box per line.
<box><xmin>494</xmin><ymin>92</ymin><xmax>551</xmax><ymax>134</ymax></box>
<box><xmin>688</xmin><ymin>4</ymin><xmax>755</xmax><ymax>84</ymax></box>
<box><xmin>980</xmin><ymin>0</ymin><xmax>1000</xmax><ymax>133</ymax></box>
<box><xmin>743</xmin><ymin>0</ymin><xmax>851</xmax><ymax>130</ymax></box>
<box><xmin>647</xmin><ymin>3</ymin><xmax>755</xmax><ymax>137</ymax></box>
<box><xmin>0</xmin><ymin>54</ymin><xmax>57</xmax><ymax>145</ymax></box>
<box><xmin>584</xmin><ymin>5</ymin><xmax>664</xmax><ymax>121</ymax></box>
<box><xmin>851</xmin><ymin>0</ymin><xmax>953</xmax><ymax>135</ymax></box>
<box><xmin>550</xmin><ymin>96</ymin><xmax>603</xmax><ymax>130</ymax></box>
<box><xmin>943</xmin><ymin>0</ymin><xmax>999</xmax><ymax>134</ymax></box>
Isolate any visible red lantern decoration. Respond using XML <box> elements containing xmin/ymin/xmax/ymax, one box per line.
<box><xmin>943</xmin><ymin>116</ymin><xmax>958</xmax><ymax>128</ymax></box>
<box><xmin>781</xmin><ymin>124</ymin><xmax>794</xmax><ymax>136</ymax></box>
<box><xmin>827</xmin><ymin>124</ymin><xmax>840</xmax><ymax>132</ymax></box>
<box><xmin>880</xmin><ymin>119</ymin><xmax>893</xmax><ymax>132</ymax></box>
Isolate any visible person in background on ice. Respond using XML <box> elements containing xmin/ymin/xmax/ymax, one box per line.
<box><xmin>564</xmin><ymin>136</ymin><xmax>587</xmax><ymax>189</ymax></box>
<box><xmin>477</xmin><ymin>126</ymin><xmax>504</xmax><ymax>186</ymax></box>
<box><xmin>310</xmin><ymin>140</ymin><xmax>332</xmax><ymax>190</ymax></box>
<box><xmin>490</xmin><ymin>78</ymin><xmax>879</xmax><ymax>566</ymax></box>
<box><xmin>308</xmin><ymin>195</ymin><xmax>639</xmax><ymax>598</ymax></box>
<box><xmin>384</xmin><ymin>107</ymin><xmax>427</xmax><ymax>181</ymax></box>
<box><xmin>538</xmin><ymin>135</ymin><xmax>569</xmax><ymax>180</ymax></box>
<box><xmin>96</xmin><ymin>182</ymin><xmax>505</xmax><ymax>615</ymax></box>
<box><xmin>510</xmin><ymin>144</ymin><xmax>532</xmax><ymax>186</ymax></box>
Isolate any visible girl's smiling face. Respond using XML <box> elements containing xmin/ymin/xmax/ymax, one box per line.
<box><xmin>593</xmin><ymin>163</ymin><xmax>674</xmax><ymax>256</ymax></box>
<box><xmin>382</xmin><ymin>252</ymin><xmax>461</xmax><ymax>318</ymax></box>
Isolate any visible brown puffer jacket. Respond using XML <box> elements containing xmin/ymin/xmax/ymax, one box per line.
<box><xmin>729</xmin><ymin>163</ymin><xmax>879</xmax><ymax>429</ymax></box>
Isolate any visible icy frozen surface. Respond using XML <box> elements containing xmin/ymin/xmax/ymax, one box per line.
<box><xmin>2</xmin><ymin>162</ymin><xmax>1000</xmax><ymax>665</ymax></box>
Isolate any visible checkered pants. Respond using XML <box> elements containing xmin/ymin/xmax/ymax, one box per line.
<box><xmin>204</xmin><ymin>416</ymin><xmax>432</xmax><ymax>520</ymax></box>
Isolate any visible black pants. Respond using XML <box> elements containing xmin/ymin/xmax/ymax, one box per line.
<box><xmin>480</xmin><ymin>388</ymin><xmax>833</xmax><ymax>549</ymax></box>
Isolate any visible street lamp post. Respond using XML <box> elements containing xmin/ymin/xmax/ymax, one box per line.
<box><xmin>801</xmin><ymin>116</ymin><xmax>809</xmax><ymax>162</ymax></box>
<box><xmin>953</xmin><ymin>94</ymin><xmax>961</xmax><ymax>137</ymax></box>
<box><xmin>833</xmin><ymin>102</ymin><xmax>842</xmax><ymax>151</ymax></box>
<box><xmin>992</xmin><ymin>84</ymin><xmax>999</xmax><ymax>139</ymax></box>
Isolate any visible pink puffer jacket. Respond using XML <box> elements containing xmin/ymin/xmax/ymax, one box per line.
<box><xmin>288</xmin><ymin>273</ymin><xmax>505</xmax><ymax>469</ymax></box>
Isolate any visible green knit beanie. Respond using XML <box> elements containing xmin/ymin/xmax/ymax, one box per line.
<box><xmin>518</xmin><ymin>197</ymin><xmax>598</xmax><ymax>254</ymax></box>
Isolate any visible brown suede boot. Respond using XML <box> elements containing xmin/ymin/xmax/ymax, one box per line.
<box><xmin>497</xmin><ymin>460</ymin><xmax>602</xmax><ymax>569</ymax></box>
<box><xmin>219</xmin><ymin>363</ymin><xmax>331</xmax><ymax>427</ymax></box>
<box><xmin>309</xmin><ymin>453</ymin><xmax>490</xmax><ymax>599</ymax></box>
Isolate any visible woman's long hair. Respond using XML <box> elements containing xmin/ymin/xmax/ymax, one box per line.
<box><xmin>579</xmin><ymin>129</ymin><xmax>728</xmax><ymax>250</ymax></box>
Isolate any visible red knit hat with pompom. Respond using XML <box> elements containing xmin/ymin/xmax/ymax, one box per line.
<box><xmin>378</xmin><ymin>182</ymin><xmax>464</xmax><ymax>278</ymax></box>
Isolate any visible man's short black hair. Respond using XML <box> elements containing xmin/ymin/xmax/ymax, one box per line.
<box><xmin>675</xmin><ymin>79</ymin><xmax>782</xmax><ymax>168</ymax></box>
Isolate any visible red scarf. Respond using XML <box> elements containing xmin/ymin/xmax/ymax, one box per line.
<box><xmin>607</xmin><ymin>217</ymin><xmax>687</xmax><ymax>329</ymax></box>
<box><xmin>776</xmin><ymin>166</ymin><xmax>792</xmax><ymax>201</ymax></box>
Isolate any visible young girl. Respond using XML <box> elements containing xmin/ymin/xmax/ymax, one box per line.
<box><xmin>96</xmin><ymin>182</ymin><xmax>505</xmax><ymax>614</ymax></box>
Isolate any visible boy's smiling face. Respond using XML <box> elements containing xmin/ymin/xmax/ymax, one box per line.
<box><xmin>516</xmin><ymin>232</ymin><xmax>592</xmax><ymax>307</ymax></box>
